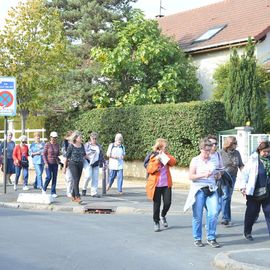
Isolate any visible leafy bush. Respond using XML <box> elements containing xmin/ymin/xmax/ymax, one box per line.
<box><xmin>46</xmin><ymin>101</ymin><xmax>230</xmax><ymax>166</ymax></box>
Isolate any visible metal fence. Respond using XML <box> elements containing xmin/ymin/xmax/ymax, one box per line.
<box><xmin>0</xmin><ymin>128</ymin><xmax>47</xmax><ymax>144</ymax></box>
<box><xmin>218</xmin><ymin>132</ymin><xmax>269</xmax><ymax>155</ymax></box>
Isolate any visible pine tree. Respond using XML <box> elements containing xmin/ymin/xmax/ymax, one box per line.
<box><xmin>46</xmin><ymin>0</ymin><xmax>136</xmax><ymax>111</ymax></box>
<box><xmin>223</xmin><ymin>40</ymin><xmax>264</xmax><ymax>131</ymax></box>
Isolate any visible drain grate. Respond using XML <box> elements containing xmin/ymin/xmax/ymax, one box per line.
<box><xmin>84</xmin><ymin>208</ymin><xmax>114</xmax><ymax>214</ymax></box>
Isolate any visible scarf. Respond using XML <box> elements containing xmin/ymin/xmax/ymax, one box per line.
<box><xmin>259</xmin><ymin>156</ymin><xmax>270</xmax><ymax>176</ymax></box>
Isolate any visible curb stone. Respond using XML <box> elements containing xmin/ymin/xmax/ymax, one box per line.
<box><xmin>0</xmin><ymin>201</ymin><xmax>140</xmax><ymax>215</ymax></box>
<box><xmin>214</xmin><ymin>248</ymin><xmax>270</xmax><ymax>270</ymax></box>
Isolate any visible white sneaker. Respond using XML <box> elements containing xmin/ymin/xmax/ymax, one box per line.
<box><xmin>66</xmin><ymin>192</ymin><xmax>72</xmax><ymax>198</ymax></box>
<box><xmin>42</xmin><ymin>189</ymin><xmax>46</xmax><ymax>195</ymax></box>
<box><xmin>22</xmin><ymin>186</ymin><xmax>29</xmax><ymax>191</ymax></box>
<box><xmin>13</xmin><ymin>184</ymin><xmax>17</xmax><ymax>191</ymax></box>
<box><xmin>51</xmin><ymin>194</ymin><xmax>58</xmax><ymax>198</ymax></box>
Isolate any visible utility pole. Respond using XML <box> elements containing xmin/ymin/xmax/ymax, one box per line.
<box><xmin>156</xmin><ymin>0</ymin><xmax>165</xmax><ymax>18</ymax></box>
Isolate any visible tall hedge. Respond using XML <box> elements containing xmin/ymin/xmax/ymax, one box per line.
<box><xmin>46</xmin><ymin>100</ymin><xmax>230</xmax><ymax>166</ymax></box>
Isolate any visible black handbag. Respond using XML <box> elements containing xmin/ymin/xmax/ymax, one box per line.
<box><xmin>91</xmin><ymin>160</ymin><xmax>99</xmax><ymax>167</ymax></box>
<box><xmin>21</xmin><ymin>156</ymin><xmax>29</xmax><ymax>168</ymax></box>
<box><xmin>201</xmin><ymin>186</ymin><xmax>214</xmax><ymax>197</ymax></box>
<box><xmin>253</xmin><ymin>186</ymin><xmax>269</xmax><ymax>202</ymax></box>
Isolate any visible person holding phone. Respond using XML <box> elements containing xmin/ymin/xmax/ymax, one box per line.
<box><xmin>184</xmin><ymin>138</ymin><xmax>220</xmax><ymax>248</ymax></box>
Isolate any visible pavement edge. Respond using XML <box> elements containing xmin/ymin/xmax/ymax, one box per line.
<box><xmin>213</xmin><ymin>248</ymin><xmax>270</xmax><ymax>270</ymax></box>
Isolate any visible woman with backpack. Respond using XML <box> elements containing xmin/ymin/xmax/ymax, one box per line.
<box><xmin>12</xmin><ymin>135</ymin><xmax>29</xmax><ymax>191</ymax></box>
<box><xmin>146</xmin><ymin>138</ymin><xmax>176</xmax><ymax>232</ymax></box>
<box><xmin>106</xmin><ymin>133</ymin><xmax>125</xmax><ymax>194</ymax></box>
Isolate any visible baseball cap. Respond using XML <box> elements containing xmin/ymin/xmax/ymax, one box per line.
<box><xmin>20</xmin><ymin>135</ymin><xmax>27</xmax><ymax>142</ymax></box>
<box><xmin>50</xmin><ymin>131</ymin><xmax>58</xmax><ymax>137</ymax></box>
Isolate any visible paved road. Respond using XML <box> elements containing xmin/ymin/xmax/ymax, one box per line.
<box><xmin>0</xmin><ymin>204</ymin><xmax>269</xmax><ymax>270</ymax></box>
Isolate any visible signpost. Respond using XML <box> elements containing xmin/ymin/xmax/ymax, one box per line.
<box><xmin>0</xmin><ymin>77</ymin><xmax>16</xmax><ymax>194</ymax></box>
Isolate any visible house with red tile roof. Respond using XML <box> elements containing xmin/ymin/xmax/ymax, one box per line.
<box><xmin>157</xmin><ymin>0</ymin><xmax>270</xmax><ymax>99</ymax></box>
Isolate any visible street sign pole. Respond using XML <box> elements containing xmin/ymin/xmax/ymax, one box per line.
<box><xmin>0</xmin><ymin>77</ymin><xmax>17</xmax><ymax>194</ymax></box>
<box><xmin>3</xmin><ymin>116</ymin><xmax>8</xmax><ymax>194</ymax></box>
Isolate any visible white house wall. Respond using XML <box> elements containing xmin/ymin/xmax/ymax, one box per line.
<box><xmin>191</xmin><ymin>33</ymin><xmax>270</xmax><ymax>99</ymax></box>
<box><xmin>256</xmin><ymin>32</ymin><xmax>270</xmax><ymax>64</ymax></box>
<box><xmin>192</xmin><ymin>50</ymin><xmax>230</xmax><ymax>100</ymax></box>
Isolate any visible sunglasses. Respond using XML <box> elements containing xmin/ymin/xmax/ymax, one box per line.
<box><xmin>22</xmin><ymin>141</ymin><xmax>27</xmax><ymax>143</ymax></box>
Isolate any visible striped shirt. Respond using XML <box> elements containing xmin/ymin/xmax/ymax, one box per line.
<box><xmin>43</xmin><ymin>142</ymin><xmax>60</xmax><ymax>165</ymax></box>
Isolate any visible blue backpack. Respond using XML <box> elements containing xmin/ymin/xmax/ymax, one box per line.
<box><xmin>143</xmin><ymin>152</ymin><xmax>158</xmax><ymax>178</ymax></box>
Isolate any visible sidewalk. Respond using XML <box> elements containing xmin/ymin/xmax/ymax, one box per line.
<box><xmin>0</xmin><ymin>170</ymin><xmax>270</xmax><ymax>270</ymax></box>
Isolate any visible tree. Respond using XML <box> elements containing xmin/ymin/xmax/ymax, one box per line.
<box><xmin>91</xmin><ymin>11</ymin><xmax>202</xmax><ymax>107</ymax></box>
<box><xmin>213</xmin><ymin>40</ymin><xmax>269</xmax><ymax>131</ymax></box>
<box><xmin>0</xmin><ymin>0</ymin><xmax>74</xmax><ymax>132</ymax></box>
<box><xmin>46</xmin><ymin>0</ymin><xmax>136</xmax><ymax>111</ymax></box>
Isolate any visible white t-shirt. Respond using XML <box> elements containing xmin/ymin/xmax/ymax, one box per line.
<box><xmin>190</xmin><ymin>155</ymin><xmax>216</xmax><ymax>186</ymax></box>
<box><xmin>106</xmin><ymin>143</ymin><xmax>125</xmax><ymax>170</ymax></box>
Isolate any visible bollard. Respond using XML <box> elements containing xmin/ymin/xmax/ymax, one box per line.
<box><xmin>102</xmin><ymin>160</ymin><xmax>108</xmax><ymax>195</ymax></box>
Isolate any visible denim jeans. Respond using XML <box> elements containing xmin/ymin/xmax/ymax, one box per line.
<box><xmin>14</xmin><ymin>166</ymin><xmax>28</xmax><ymax>186</ymax></box>
<box><xmin>33</xmin><ymin>164</ymin><xmax>44</xmax><ymax>189</ymax></box>
<box><xmin>83</xmin><ymin>161</ymin><xmax>99</xmax><ymax>195</ymax></box>
<box><xmin>43</xmin><ymin>163</ymin><xmax>58</xmax><ymax>194</ymax></box>
<box><xmin>192</xmin><ymin>189</ymin><xmax>219</xmax><ymax>241</ymax></box>
<box><xmin>108</xmin><ymin>169</ymin><xmax>123</xmax><ymax>192</ymax></box>
<box><xmin>221</xmin><ymin>175</ymin><xmax>236</xmax><ymax>222</ymax></box>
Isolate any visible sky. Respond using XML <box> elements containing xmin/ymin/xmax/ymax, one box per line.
<box><xmin>0</xmin><ymin>0</ymin><xmax>222</xmax><ymax>28</ymax></box>
<box><xmin>132</xmin><ymin>0</ymin><xmax>222</xmax><ymax>18</ymax></box>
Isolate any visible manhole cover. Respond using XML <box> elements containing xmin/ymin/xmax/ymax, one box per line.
<box><xmin>84</xmin><ymin>208</ymin><xmax>114</xmax><ymax>214</ymax></box>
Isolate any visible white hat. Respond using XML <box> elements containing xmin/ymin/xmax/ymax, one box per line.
<box><xmin>20</xmin><ymin>135</ymin><xmax>27</xmax><ymax>142</ymax></box>
<box><xmin>50</xmin><ymin>131</ymin><xmax>58</xmax><ymax>137</ymax></box>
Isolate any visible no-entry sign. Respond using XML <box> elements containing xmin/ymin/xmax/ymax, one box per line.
<box><xmin>0</xmin><ymin>77</ymin><xmax>16</xmax><ymax>116</ymax></box>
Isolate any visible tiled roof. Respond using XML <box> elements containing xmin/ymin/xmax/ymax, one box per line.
<box><xmin>158</xmin><ymin>0</ymin><xmax>270</xmax><ymax>53</ymax></box>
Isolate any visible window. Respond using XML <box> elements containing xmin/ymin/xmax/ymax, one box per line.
<box><xmin>193</xmin><ymin>24</ymin><xmax>227</xmax><ymax>43</ymax></box>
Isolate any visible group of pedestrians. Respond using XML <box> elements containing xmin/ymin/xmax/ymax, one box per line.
<box><xmin>1</xmin><ymin>131</ymin><xmax>269</xmax><ymax>246</ymax></box>
<box><xmin>0</xmin><ymin>130</ymin><xmax>126</xmax><ymax>204</ymax></box>
<box><xmin>145</xmin><ymin>135</ymin><xmax>270</xmax><ymax>248</ymax></box>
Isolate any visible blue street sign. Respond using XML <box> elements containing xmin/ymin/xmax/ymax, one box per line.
<box><xmin>0</xmin><ymin>77</ymin><xmax>16</xmax><ymax>116</ymax></box>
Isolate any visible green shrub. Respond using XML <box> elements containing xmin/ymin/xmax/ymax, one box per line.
<box><xmin>45</xmin><ymin>100</ymin><xmax>230</xmax><ymax>166</ymax></box>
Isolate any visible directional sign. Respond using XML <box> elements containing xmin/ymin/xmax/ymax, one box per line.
<box><xmin>0</xmin><ymin>77</ymin><xmax>16</xmax><ymax>116</ymax></box>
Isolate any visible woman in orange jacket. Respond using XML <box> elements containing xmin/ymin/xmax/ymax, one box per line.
<box><xmin>146</xmin><ymin>138</ymin><xmax>176</xmax><ymax>232</ymax></box>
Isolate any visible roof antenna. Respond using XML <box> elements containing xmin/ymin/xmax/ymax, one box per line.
<box><xmin>156</xmin><ymin>0</ymin><xmax>165</xmax><ymax>18</ymax></box>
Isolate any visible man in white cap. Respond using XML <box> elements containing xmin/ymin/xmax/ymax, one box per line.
<box><xmin>42</xmin><ymin>131</ymin><xmax>60</xmax><ymax>197</ymax></box>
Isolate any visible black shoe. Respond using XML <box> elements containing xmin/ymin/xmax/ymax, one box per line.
<box><xmin>244</xmin><ymin>233</ymin><xmax>254</xmax><ymax>241</ymax></box>
<box><xmin>207</xmin><ymin>239</ymin><xmax>220</xmax><ymax>248</ymax></box>
<box><xmin>221</xmin><ymin>220</ymin><xmax>229</xmax><ymax>226</ymax></box>
<box><xmin>82</xmin><ymin>190</ymin><xmax>86</xmax><ymax>196</ymax></box>
<box><xmin>194</xmin><ymin>240</ymin><xmax>204</xmax><ymax>247</ymax></box>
